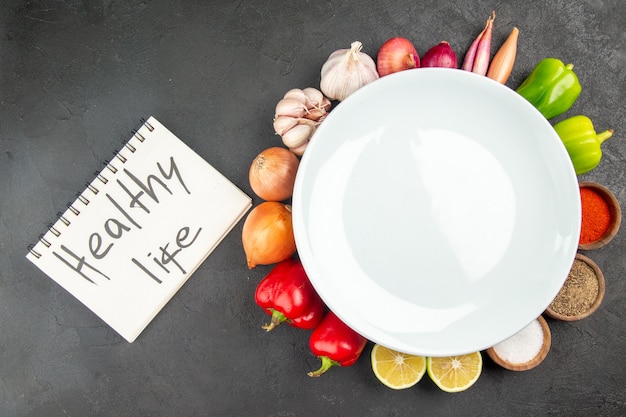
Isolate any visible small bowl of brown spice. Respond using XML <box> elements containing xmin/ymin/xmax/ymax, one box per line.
<box><xmin>545</xmin><ymin>253</ymin><xmax>605</xmax><ymax>321</ymax></box>
<box><xmin>578</xmin><ymin>182</ymin><xmax>621</xmax><ymax>251</ymax></box>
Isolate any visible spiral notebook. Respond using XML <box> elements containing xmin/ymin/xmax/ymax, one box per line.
<box><xmin>26</xmin><ymin>117</ymin><xmax>252</xmax><ymax>342</ymax></box>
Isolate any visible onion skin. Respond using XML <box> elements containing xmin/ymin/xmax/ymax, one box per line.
<box><xmin>249</xmin><ymin>147</ymin><xmax>299</xmax><ymax>201</ymax></box>
<box><xmin>242</xmin><ymin>202</ymin><xmax>296</xmax><ymax>269</ymax></box>
<box><xmin>421</xmin><ymin>41</ymin><xmax>458</xmax><ymax>68</ymax></box>
<box><xmin>376</xmin><ymin>37</ymin><xmax>420</xmax><ymax>77</ymax></box>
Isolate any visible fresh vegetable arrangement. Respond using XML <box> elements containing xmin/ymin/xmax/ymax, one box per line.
<box><xmin>240</xmin><ymin>9</ymin><xmax>618</xmax><ymax>389</ymax></box>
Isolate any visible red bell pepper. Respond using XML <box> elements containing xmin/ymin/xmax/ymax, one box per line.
<box><xmin>307</xmin><ymin>311</ymin><xmax>368</xmax><ymax>377</ymax></box>
<box><xmin>254</xmin><ymin>258</ymin><xmax>326</xmax><ymax>331</ymax></box>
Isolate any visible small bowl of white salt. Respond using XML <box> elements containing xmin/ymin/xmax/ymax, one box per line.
<box><xmin>486</xmin><ymin>315</ymin><xmax>551</xmax><ymax>371</ymax></box>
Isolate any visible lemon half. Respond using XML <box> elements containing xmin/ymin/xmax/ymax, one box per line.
<box><xmin>371</xmin><ymin>344</ymin><xmax>427</xmax><ymax>390</ymax></box>
<box><xmin>426</xmin><ymin>352</ymin><xmax>483</xmax><ymax>393</ymax></box>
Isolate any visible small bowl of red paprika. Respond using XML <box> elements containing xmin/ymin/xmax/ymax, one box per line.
<box><xmin>578</xmin><ymin>181</ymin><xmax>621</xmax><ymax>251</ymax></box>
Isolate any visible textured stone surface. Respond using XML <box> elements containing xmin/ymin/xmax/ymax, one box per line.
<box><xmin>1</xmin><ymin>1</ymin><xmax>625</xmax><ymax>416</ymax></box>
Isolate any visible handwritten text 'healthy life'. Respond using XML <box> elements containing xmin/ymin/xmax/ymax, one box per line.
<box><xmin>52</xmin><ymin>156</ymin><xmax>202</xmax><ymax>285</ymax></box>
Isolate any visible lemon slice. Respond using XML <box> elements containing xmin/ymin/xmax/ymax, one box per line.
<box><xmin>371</xmin><ymin>344</ymin><xmax>426</xmax><ymax>389</ymax></box>
<box><xmin>426</xmin><ymin>352</ymin><xmax>483</xmax><ymax>393</ymax></box>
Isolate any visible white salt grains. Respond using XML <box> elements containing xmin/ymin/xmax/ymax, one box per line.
<box><xmin>492</xmin><ymin>319</ymin><xmax>544</xmax><ymax>364</ymax></box>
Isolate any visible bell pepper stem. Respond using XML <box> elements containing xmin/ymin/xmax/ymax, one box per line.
<box><xmin>262</xmin><ymin>309</ymin><xmax>287</xmax><ymax>332</ymax></box>
<box><xmin>307</xmin><ymin>356</ymin><xmax>341</xmax><ymax>377</ymax></box>
<box><xmin>597</xmin><ymin>129</ymin><xmax>614</xmax><ymax>144</ymax></box>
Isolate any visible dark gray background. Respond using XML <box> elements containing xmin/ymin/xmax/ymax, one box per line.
<box><xmin>2</xmin><ymin>1</ymin><xmax>625</xmax><ymax>416</ymax></box>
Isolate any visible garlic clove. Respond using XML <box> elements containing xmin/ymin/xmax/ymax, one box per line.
<box><xmin>306</xmin><ymin>107</ymin><xmax>327</xmax><ymax>121</ymax></box>
<box><xmin>295</xmin><ymin>117</ymin><xmax>318</xmax><ymax>127</ymax></box>
<box><xmin>282</xmin><ymin>124</ymin><xmax>314</xmax><ymax>149</ymax></box>
<box><xmin>320</xmin><ymin>97</ymin><xmax>332</xmax><ymax>111</ymax></box>
<box><xmin>273</xmin><ymin>115</ymin><xmax>299</xmax><ymax>136</ymax></box>
<box><xmin>289</xmin><ymin>142</ymin><xmax>309</xmax><ymax>156</ymax></box>
<box><xmin>275</xmin><ymin>97</ymin><xmax>308</xmax><ymax>118</ymax></box>
<box><xmin>283</xmin><ymin>88</ymin><xmax>307</xmax><ymax>103</ymax></box>
<box><xmin>302</xmin><ymin>87</ymin><xmax>324</xmax><ymax>108</ymax></box>
<box><xmin>303</xmin><ymin>89</ymin><xmax>332</xmax><ymax>121</ymax></box>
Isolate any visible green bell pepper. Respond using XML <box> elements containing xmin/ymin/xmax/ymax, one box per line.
<box><xmin>516</xmin><ymin>58</ymin><xmax>582</xmax><ymax>119</ymax></box>
<box><xmin>554</xmin><ymin>115</ymin><xmax>614</xmax><ymax>175</ymax></box>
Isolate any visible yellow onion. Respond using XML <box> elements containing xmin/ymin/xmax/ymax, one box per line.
<box><xmin>242</xmin><ymin>202</ymin><xmax>296</xmax><ymax>268</ymax></box>
<box><xmin>249</xmin><ymin>147</ymin><xmax>299</xmax><ymax>201</ymax></box>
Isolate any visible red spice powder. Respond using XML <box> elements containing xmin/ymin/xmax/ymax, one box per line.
<box><xmin>580</xmin><ymin>187</ymin><xmax>611</xmax><ymax>244</ymax></box>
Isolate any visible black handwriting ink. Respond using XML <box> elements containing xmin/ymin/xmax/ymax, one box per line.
<box><xmin>89</xmin><ymin>232</ymin><xmax>113</xmax><ymax>259</ymax></box>
<box><xmin>131</xmin><ymin>225</ymin><xmax>202</xmax><ymax>283</ymax></box>
<box><xmin>157</xmin><ymin>243</ymin><xmax>185</xmax><ymax>274</ymax></box>
<box><xmin>176</xmin><ymin>226</ymin><xmax>202</xmax><ymax>248</ymax></box>
<box><xmin>106</xmin><ymin>193</ymin><xmax>142</xmax><ymax>229</ymax></box>
<box><xmin>131</xmin><ymin>258</ymin><xmax>163</xmax><ymax>284</ymax></box>
<box><xmin>116</xmin><ymin>178</ymin><xmax>150</xmax><ymax>214</ymax></box>
<box><xmin>158</xmin><ymin>156</ymin><xmax>190</xmax><ymax>194</ymax></box>
<box><xmin>54</xmin><ymin>244</ymin><xmax>111</xmax><ymax>284</ymax></box>
<box><xmin>123</xmin><ymin>168</ymin><xmax>171</xmax><ymax>204</ymax></box>
<box><xmin>104</xmin><ymin>217</ymin><xmax>132</xmax><ymax>239</ymax></box>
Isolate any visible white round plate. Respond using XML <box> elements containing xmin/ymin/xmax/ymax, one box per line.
<box><xmin>292</xmin><ymin>69</ymin><xmax>580</xmax><ymax>356</ymax></box>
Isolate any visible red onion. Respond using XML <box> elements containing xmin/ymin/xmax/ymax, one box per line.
<box><xmin>376</xmin><ymin>37</ymin><xmax>420</xmax><ymax>77</ymax></box>
<box><xmin>421</xmin><ymin>41</ymin><xmax>458</xmax><ymax>69</ymax></box>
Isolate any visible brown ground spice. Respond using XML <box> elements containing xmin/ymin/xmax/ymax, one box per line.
<box><xmin>549</xmin><ymin>259</ymin><xmax>599</xmax><ymax>316</ymax></box>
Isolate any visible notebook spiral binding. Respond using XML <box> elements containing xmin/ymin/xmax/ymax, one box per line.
<box><xmin>27</xmin><ymin>118</ymin><xmax>152</xmax><ymax>259</ymax></box>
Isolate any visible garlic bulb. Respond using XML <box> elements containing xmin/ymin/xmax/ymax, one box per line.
<box><xmin>273</xmin><ymin>87</ymin><xmax>331</xmax><ymax>156</ymax></box>
<box><xmin>320</xmin><ymin>41</ymin><xmax>379</xmax><ymax>102</ymax></box>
